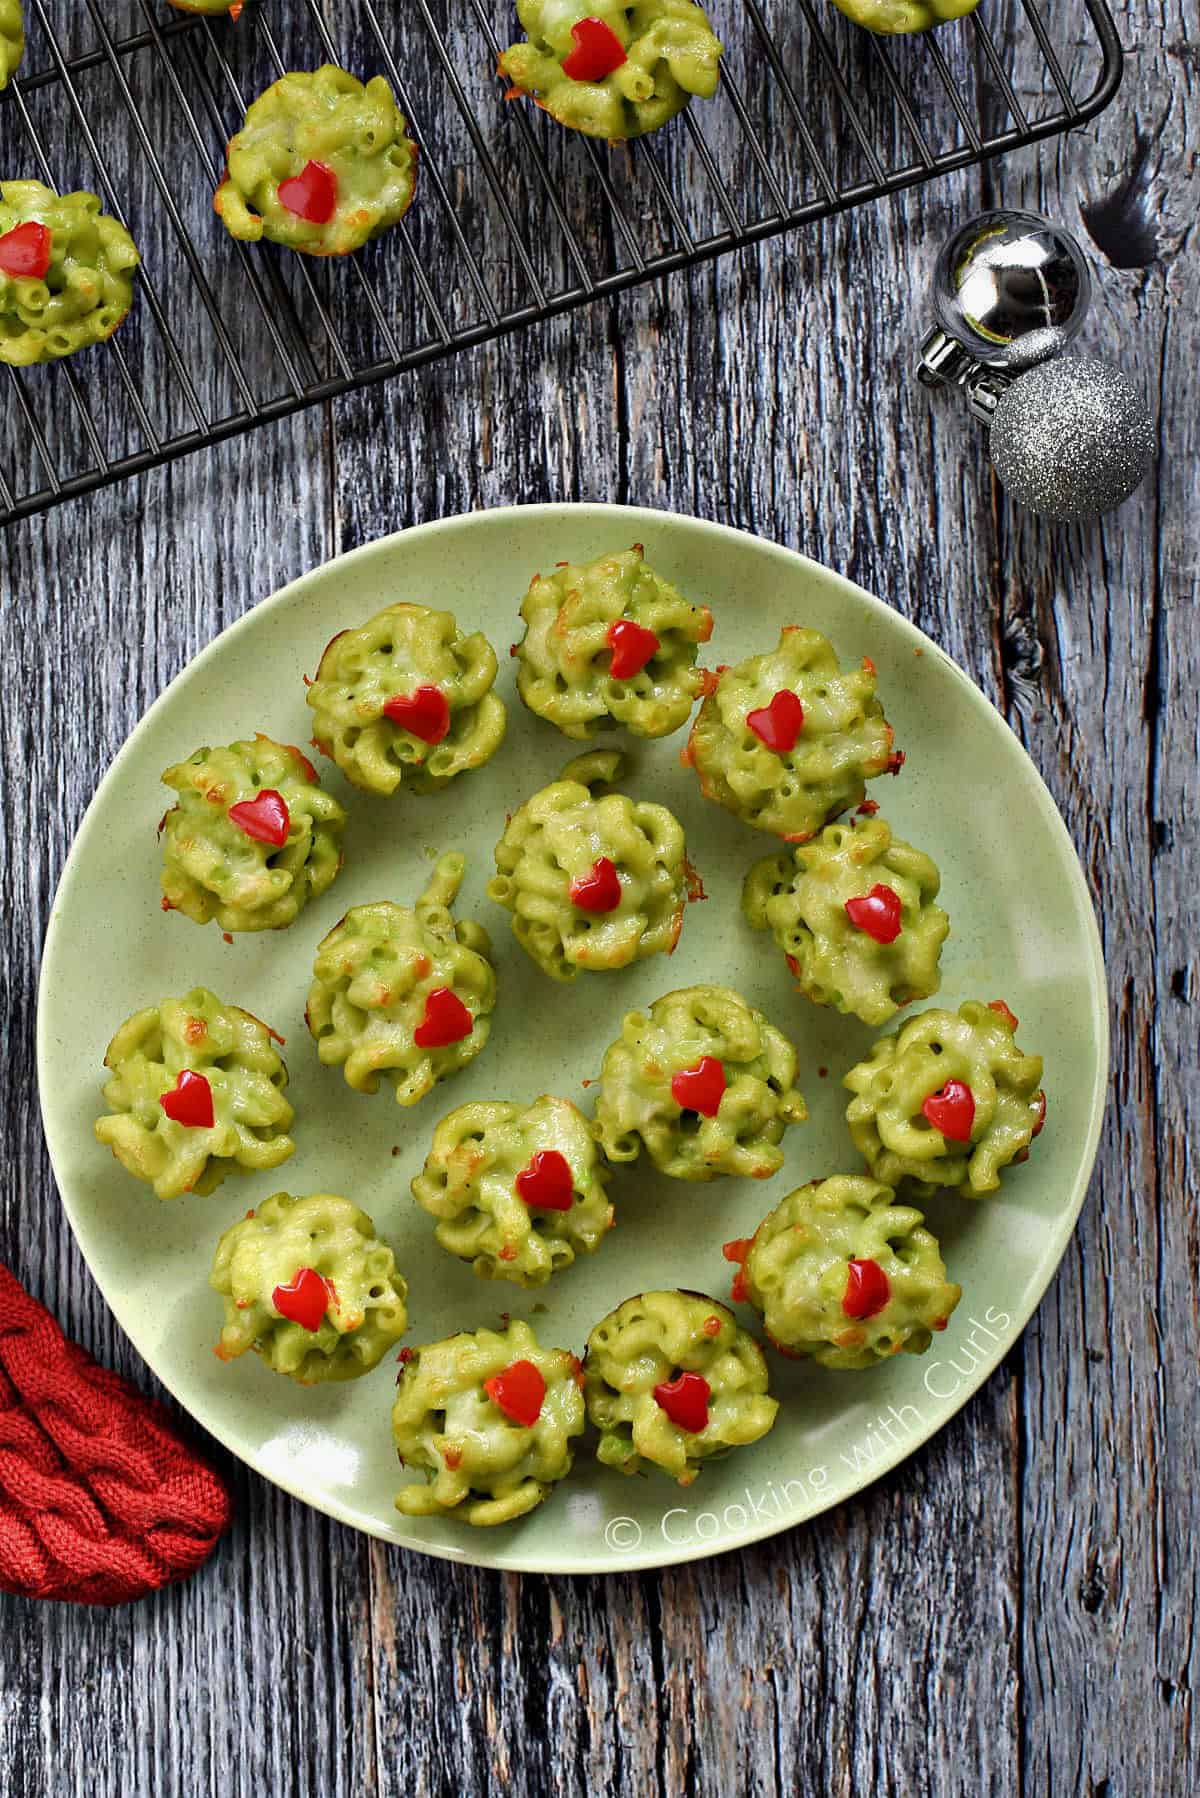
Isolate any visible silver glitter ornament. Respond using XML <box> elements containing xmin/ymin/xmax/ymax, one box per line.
<box><xmin>919</xmin><ymin>209</ymin><xmax>1091</xmax><ymax>392</ymax></box>
<box><xmin>988</xmin><ymin>356</ymin><xmax>1154</xmax><ymax>523</ymax></box>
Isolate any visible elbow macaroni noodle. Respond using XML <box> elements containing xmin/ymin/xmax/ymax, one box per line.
<box><xmin>94</xmin><ymin>988</ymin><xmax>294</xmax><ymax>1200</ymax></box>
<box><xmin>514</xmin><ymin>545</ymin><xmax>713</xmax><ymax>739</ymax></box>
<box><xmin>499</xmin><ymin>1</ymin><xmax>723</xmax><ymax>141</ymax></box>
<box><xmin>488</xmin><ymin>750</ymin><xmax>690</xmax><ymax>980</ymax></box>
<box><xmin>740</xmin><ymin>1175</ymin><xmax>961</xmax><ymax>1369</ymax></box>
<box><xmin>593</xmin><ymin>983</ymin><xmax>807</xmax><ymax>1181</ymax></box>
<box><xmin>392</xmin><ymin>1320</ymin><xmax>585</xmax><ymax>1525</ymax></box>
<box><xmin>0</xmin><ymin>181</ymin><xmax>140</xmax><ymax>367</ymax></box>
<box><xmin>306</xmin><ymin>853</ymin><xmax>496</xmax><ymax>1106</ymax></box>
<box><xmin>214</xmin><ymin>67</ymin><xmax>418</xmax><ymax>257</ymax></box>
<box><xmin>306</xmin><ymin>601</ymin><xmax>506</xmax><ymax>795</ymax></box>
<box><xmin>742</xmin><ymin>815</ymin><xmax>948</xmax><ymax>1025</ymax></box>
<box><xmin>210</xmin><ymin>1191</ymin><xmax>408</xmax><ymax>1383</ymax></box>
<box><xmin>844</xmin><ymin>1000</ymin><xmax>1046</xmax><ymax>1196</ymax></box>
<box><xmin>160</xmin><ymin>733</ymin><xmax>345</xmax><ymax>932</ymax></box>
<box><xmin>412</xmin><ymin>1094</ymin><xmax>614</xmax><ymax>1287</ymax></box>
<box><xmin>585</xmin><ymin>1290</ymin><xmax>778</xmax><ymax>1486</ymax></box>
<box><xmin>685</xmin><ymin>626</ymin><xmax>897</xmax><ymax>840</ymax></box>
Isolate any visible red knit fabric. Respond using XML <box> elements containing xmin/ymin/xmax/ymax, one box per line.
<box><xmin>0</xmin><ymin>1264</ymin><xmax>232</xmax><ymax>1605</ymax></box>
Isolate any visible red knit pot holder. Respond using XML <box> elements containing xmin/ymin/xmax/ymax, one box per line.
<box><xmin>0</xmin><ymin>1264</ymin><xmax>232</xmax><ymax>1605</ymax></box>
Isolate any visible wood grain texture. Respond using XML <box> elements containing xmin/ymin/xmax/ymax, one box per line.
<box><xmin>1</xmin><ymin>0</ymin><xmax>1197</xmax><ymax>1793</ymax></box>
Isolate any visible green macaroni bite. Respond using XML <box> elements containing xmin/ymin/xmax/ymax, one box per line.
<box><xmin>412</xmin><ymin>1094</ymin><xmax>614</xmax><ymax>1286</ymax></box>
<box><xmin>0</xmin><ymin>181</ymin><xmax>141</xmax><ymax>368</ymax></box>
<box><xmin>727</xmin><ymin>1176</ymin><xmax>961</xmax><ymax>1369</ymax></box>
<box><xmin>499</xmin><ymin>1</ymin><xmax>723</xmax><ymax>143</ymax></box>
<box><xmin>684</xmin><ymin>626</ymin><xmax>900</xmax><ymax>841</ymax></box>
<box><xmin>585</xmin><ymin>1290</ymin><xmax>777</xmax><ymax>1487</ymax></box>
<box><xmin>214</xmin><ymin>66</ymin><xmax>418</xmax><ymax>258</ymax></box>
<box><xmin>593</xmin><ymin>983</ymin><xmax>807</xmax><ymax>1182</ymax></box>
<box><xmin>94</xmin><ymin>987</ymin><xmax>294</xmax><ymax>1200</ymax></box>
<box><xmin>306</xmin><ymin>601</ymin><xmax>506</xmax><ymax>795</ymax></box>
<box><xmin>514</xmin><ymin>545</ymin><xmax>713</xmax><ymax>741</ymax></box>
<box><xmin>742</xmin><ymin>814</ymin><xmax>948</xmax><ymax>1026</ymax></box>
<box><xmin>392</xmin><ymin>1320</ymin><xmax>585</xmax><ymax>1525</ymax></box>
<box><xmin>844</xmin><ymin>999</ymin><xmax>1047</xmax><ymax>1197</ymax></box>
<box><xmin>1</xmin><ymin>1</ymin><xmax>23</xmax><ymax>91</ymax></box>
<box><xmin>160</xmin><ymin>733</ymin><xmax>345</xmax><ymax>933</ymax></box>
<box><xmin>488</xmin><ymin>750</ymin><xmax>692</xmax><ymax>981</ymax></box>
<box><xmin>169</xmin><ymin>0</ymin><xmax>243</xmax><ymax>16</ymax></box>
<box><xmin>307</xmin><ymin>853</ymin><xmax>496</xmax><ymax>1107</ymax></box>
<box><xmin>211</xmin><ymin>1191</ymin><xmax>408</xmax><ymax>1383</ymax></box>
<box><xmin>829</xmin><ymin>0</ymin><xmax>979</xmax><ymax>34</ymax></box>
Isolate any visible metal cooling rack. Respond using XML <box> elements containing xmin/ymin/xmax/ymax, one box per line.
<box><xmin>0</xmin><ymin>0</ymin><xmax>1121</xmax><ymax>525</ymax></box>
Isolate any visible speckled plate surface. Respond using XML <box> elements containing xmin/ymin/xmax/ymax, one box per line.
<box><xmin>37</xmin><ymin>505</ymin><xmax>1107</xmax><ymax>1573</ymax></box>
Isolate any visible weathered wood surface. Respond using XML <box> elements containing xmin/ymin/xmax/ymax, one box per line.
<box><xmin>1</xmin><ymin>1</ymin><xmax>1197</xmax><ymax>1793</ymax></box>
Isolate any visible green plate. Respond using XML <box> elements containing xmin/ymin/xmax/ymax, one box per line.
<box><xmin>37</xmin><ymin>505</ymin><xmax>1107</xmax><ymax>1573</ymax></box>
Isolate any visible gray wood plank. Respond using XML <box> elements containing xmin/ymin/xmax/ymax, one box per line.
<box><xmin>996</xmin><ymin>4</ymin><xmax>1200</xmax><ymax>1791</ymax></box>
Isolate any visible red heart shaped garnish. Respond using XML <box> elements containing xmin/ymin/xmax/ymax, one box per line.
<box><xmin>0</xmin><ymin>221</ymin><xmax>52</xmax><ymax>280</ymax></box>
<box><xmin>844</xmin><ymin>883</ymin><xmax>902</xmax><ymax>945</ymax></box>
<box><xmin>606</xmin><ymin>618</ymin><xmax>659</xmax><ymax>679</ymax></box>
<box><xmin>569</xmin><ymin>856</ymin><xmax>621</xmax><ymax>913</ymax></box>
<box><xmin>746</xmin><ymin>689</ymin><xmax>804</xmax><ymax>754</ymax></box>
<box><xmin>159</xmin><ymin>1070</ymin><xmax>214</xmax><ymax>1129</ymax></box>
<box><xmin>413</xmin><ymin>987</ymin><xmax>473</xmax><ymax>1048</ymax></box>
<box><xmin>842</xmin><ymin>1258</ymin><xmax>890</xmax><ymax>1320</ymax></box>
<box><xmin>988</xmin><ymin>999</ymin><xmax>1019</xmax><ymax>1033</ymax></box>
<box><xmin>922</xmin><ymin>1079</ymin><xmax>975</xmax><ymax>1142</ymax></box>
<box><xmin>670</xmin><ymin>1056</ymin><xmax>726</xmax><ymax>1117</ymax></box>
<box><xmin>1031</xmin><ymin>1090</ymin><xmax>1047</xmax><ymax>1138</ymax></box>
<box><xmin>515</xmin><ymin>1149</ymin><xmax>574</xmax><ymax>1211</ymax></box>
<box><xmin>561</xmin><ymin>16</ymin><xmax>628</xmax><ymax>81</ymax></box>
<box><xmin>272</xmin><ymin>1267</ymin><xmax>331</xmax><ymax>1333</ymax></box>
<box><xmin>484</xmin><ymin>1359</ymin><xmax>546</xmax><ymax>1426</ymax></box>
<box><xmin>277</xmin><ymin>160</ymin><xmax>338</xmax><ymax>224</ymax></box>
<box><xmin>228</xmin><ymin>789</ymin><xmax>290</xmax><ymax>847</ymax></box>
<box><xmin>653</xmin><ymin>1371</ymin><xmax>710</xmax><ymax>1434</ymax></box>
<box><xmin>383</xmin><ymin>685</ymin><xmax>450</xmax><ymax>744</ymax></box>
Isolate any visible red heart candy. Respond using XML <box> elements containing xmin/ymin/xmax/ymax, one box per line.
<box><xmin>277</xmin><ymin>160</ymin><xmax>338</xmax><ymax>224</ymax></box>
<box><xmin>515</xmin><ymin>1149</ymin><xmax>574</xmax><ymax>1211</ymax></box>
<box><xmin>842</xmin><ymin>1258</ymin><xmax>891</xmax><ymax>1320</ymax></box>
<box><xmin>988</xmin><ymin>999</ymin><xmax>1019</xmax><ymax>1033</ymax></box>
<box><xmin>844</xmin><ymin>883</ymin><xmax>902</xmax><ymax>945</ymax></box>
<box><xmin>569</xmin><ymin>857</ymin><xmax>621</xmax><ymax>913</ymax></box>
<box><xmin>159</xmin><ymin>1070</ymin><xmax>214</xmax><ymax>1129</ymax></box>
<box><xmin>670</xmin><ymin>1056</ymin><xmax>726</xmax><ymax>1117</ymax></box>
<box><xmin>746</xmin><ymin>689</ymin><xmax>804</xmax><ymax>754</ymax></box>
<box><xmin>0</xmin><ymin>221</ymin><xmax>52</xmax><ymax>280</ymax></box>
<box><xmin>606</xmin><ymin>618</ymin><xmax>659</xmax><ymax>679</ymax></box>
<box><xmin>484</xmin><ymin>1359</ymin><xmax>546</xmax><ymax>1427</ymax></box>
<box><xmin>383</xmin><ymin>685</ymin><xmax>451</xmax><ymax>745</ymax></box>
<box><xmin>272</xmin><ymin>1267</ymin><xmax>332</xmax><ymax>1333</ymax></box>
<box><xmin>653</xmin><ymin>1371</ymin><xmax>710</xmax><ymax>1434</ymax></box>
<box><xmin>561</xmin><ymin>16</ymin><xmax>628</xmax><ymax>81</ymax></box>
<box><xmin>413</xmin><ymin>987</ymin><xmax>473</xmax><ymax>1049</ymax></box>
<box><xmin>228</xmin><ymin>789</ymin><xmax>290</xmax><ymax>847</ymax></box>
<box><xmin>922</xmin><ymin>1079</ymin><xmax>975</xmax><ymax>1143</ymax></box>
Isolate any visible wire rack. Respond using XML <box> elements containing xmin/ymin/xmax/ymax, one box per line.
<box><xmin>0</xmin><ymin>0</ymin><xmax>1121</xmax><ymax>526</ymax></box>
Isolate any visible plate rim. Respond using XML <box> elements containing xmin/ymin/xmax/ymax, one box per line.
<box><xmin>36</xmin><ymin>501</ymin><xmax>1110</xmax><ymax>1575</ymax></box>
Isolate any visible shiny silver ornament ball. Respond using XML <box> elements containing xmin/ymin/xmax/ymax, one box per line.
<box><xmin>989</xmin><ymin>356</ymin><xmax>1154</xmax><ymax>522</ymax></box>
<box><xmin>932</xmin><ymin>208</ymin><xmax>1092</xmax><ymax>373</ymax></box>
